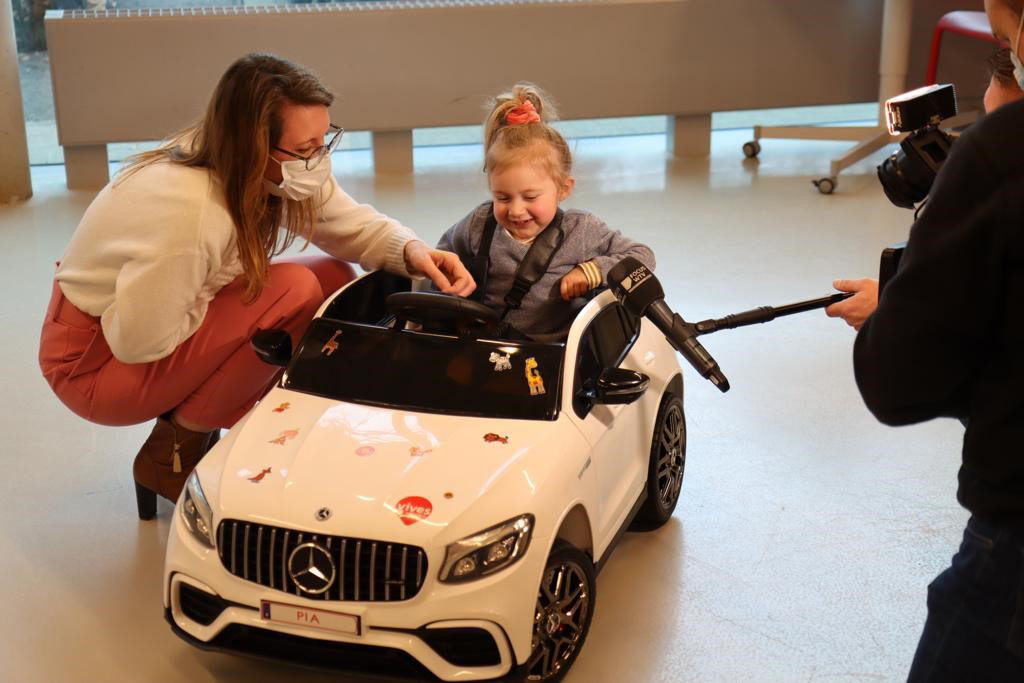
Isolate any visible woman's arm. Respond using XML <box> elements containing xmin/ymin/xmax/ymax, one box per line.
<box><xmin>312</xmin><ymin>177</ymin><xmax>474</xmax><ymax>295</ymax></box>
<box><xmin>100</xmin><ymin>248</ymin><xmax>209</xmax><ymax>363</ymax></box>
<box><xmin>853</xmin><ymin>133</ymin><xmax>1012</xmax><ymax>425</ymax></box>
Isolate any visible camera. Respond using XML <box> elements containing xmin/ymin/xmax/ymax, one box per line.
<box><xmin>876</xmin><ymin>84</ymin><xmax>958</xmax><ymax>209</ymax></box>
<box><xmin>879</xmin><ymin>241</ymin><xmax>906</xmax><ymax>294</ymax></box>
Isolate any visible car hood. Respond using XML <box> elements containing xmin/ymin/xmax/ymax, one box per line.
<box><xmin>211</xmin><ymin>388</ymin><xmax>566</xmax><ymax>541</ymax></box>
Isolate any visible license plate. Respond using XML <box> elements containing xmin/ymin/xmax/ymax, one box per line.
<box><xmin>260</xmin><ymin>600</ymin><xmax>361</xmax><ymax>636</ymax></box>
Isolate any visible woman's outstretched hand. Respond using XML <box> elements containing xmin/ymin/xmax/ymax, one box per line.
<box><xmin>404</xmin><ymin>240</ymin><xmax>477</xmax><ymax>297</ymax></box>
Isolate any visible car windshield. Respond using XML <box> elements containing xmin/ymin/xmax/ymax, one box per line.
<box><xmin>282</xmin><ymin>319</ymin><xmax>564</xmax><ymax>420</ymax></box>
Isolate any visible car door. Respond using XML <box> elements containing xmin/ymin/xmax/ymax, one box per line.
<box><xmin>564</xmin><ymin>302</ymin><xmax>647</xmax><ymax>552</ymax></box>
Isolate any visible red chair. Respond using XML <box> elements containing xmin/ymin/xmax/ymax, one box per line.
<box><xmin>925</xmin><ymin>11</ymin><xmax>1002</xmax><ymax>85</ymax></box>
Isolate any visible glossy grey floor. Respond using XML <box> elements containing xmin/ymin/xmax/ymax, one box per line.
<box><xmin>0</xmin><ymin>130</ymin><xmax>965</xmax><ymax>682</ymax></box>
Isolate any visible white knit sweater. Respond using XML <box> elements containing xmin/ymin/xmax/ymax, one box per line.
<box><xmin>56</xmin><ymin>161</ymin><xmax>417</xmax><ymax>364</ymax></box>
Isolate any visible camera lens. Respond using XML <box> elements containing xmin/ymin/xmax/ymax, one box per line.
<box><xmin>877</xmin><ymin>148</ymin><xmax>932</xmax><ymax>209</ymax></box>
<box><xmin>876</xmin><ymin>127</ymin><xmax>953</xmax><ymax>209</ymax></box>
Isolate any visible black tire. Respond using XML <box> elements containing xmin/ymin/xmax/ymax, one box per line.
<box><xmin>633</xmin><ymin>392</ymin><xmax>686</xmax><ymax>530</ymax></box>
<box><xmin>523</xmin><ymin>542</ymin><xmax>596</xmax><ymax>682</ymax></box>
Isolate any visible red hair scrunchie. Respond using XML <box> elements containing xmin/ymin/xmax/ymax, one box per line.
<box><xmin>505</xmin><ymin>100</ymin><xmax>541</xmax><ymax>126</ymax></box>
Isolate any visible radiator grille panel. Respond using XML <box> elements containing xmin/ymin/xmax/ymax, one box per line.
<box><xmin>217</xmin><ymin>519</ymin><xmax>427</xmax><ymax>602</ymax></box>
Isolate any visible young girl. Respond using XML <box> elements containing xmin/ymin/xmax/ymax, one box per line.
<box><xmin>437</xmin><ymin>83</ymin><xmax>655</xmax><ymax>341</ymax></box>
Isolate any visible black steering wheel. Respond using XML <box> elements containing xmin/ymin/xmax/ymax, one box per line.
<box><xmin>386</xmin><ymin>292</ymin><xmax>500</xmax><ymax>334</ymax></box>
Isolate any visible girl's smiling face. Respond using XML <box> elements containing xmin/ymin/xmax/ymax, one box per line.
<box><xmin>488</xmin><ymin>156</ymin><xmax>574</xmax><ymax>241</ymax></box>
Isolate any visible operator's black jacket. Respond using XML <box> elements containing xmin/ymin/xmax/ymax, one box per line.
<box><xmin>855</xmin><ymin>97</ymin><xmax>1024</xmax><ymax>522</ymax></box>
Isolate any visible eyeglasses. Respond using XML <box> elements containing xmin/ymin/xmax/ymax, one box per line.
<box><xmin>273</xmin><ymin>124</ymin><xmax>344</xmax><ymax>171</ymax></box>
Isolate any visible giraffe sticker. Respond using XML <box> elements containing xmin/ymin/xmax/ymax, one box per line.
<box><xmin>525</xmin><ymin>357</ymin><xmax>546</xmax><ymax>396</ymax></box>
<box><xmin>321</xmin><ymin>330</ymin><xmax>342</xmax><ymax>356</ymax></box>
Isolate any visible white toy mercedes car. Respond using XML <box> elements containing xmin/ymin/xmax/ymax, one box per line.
<box><xmin>163</xmin><ymin>269</ymin><xmax>686</xmax><ymax>682</ymax></box>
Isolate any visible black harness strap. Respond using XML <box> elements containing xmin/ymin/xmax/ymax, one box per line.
<box><xmin>467</xmin><ymin>204</ymin><xmax>567</xmax><ymax>323</ymax></box>
<box><xmin>501</xmin><ymin>208</ymin><xmax>565</xmax><ymax>319</ymax></box>
<box><xmin>468</xmin><ymin>204</ymin><xmax>499</xmax><ymax>304</ymax></box>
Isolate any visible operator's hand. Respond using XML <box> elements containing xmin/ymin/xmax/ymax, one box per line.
<box><xmin>826</xmin><ymin>278</ymin><xmax>878</xmax><ymax>330</ymax></box>
<box><xmin>404</xmin><ymin>241</ymin><xmax>476</xmax><ymax>297</ymax></box>
<box><xmin>560</xmin><ymin>267</ymin><xmax>591</xmax><ymax>301</ymax></box>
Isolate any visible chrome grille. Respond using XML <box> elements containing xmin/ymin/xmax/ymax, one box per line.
<box><xmin>217</xmin><ymin>519</ymin><xmax>427</xmax><ymax>602</ymax></box>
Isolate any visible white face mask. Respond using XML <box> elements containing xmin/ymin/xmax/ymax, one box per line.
<box><xmin>1012</xmin><ymin>10</ymin><xmax>1024</xmax><ymax>91</ymax></box>
<box><xmin>264</xmin><ymin>156</ymin><xmax>332</xmax><ymax>201</ymax></box>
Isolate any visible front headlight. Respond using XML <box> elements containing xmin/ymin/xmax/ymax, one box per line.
<box><xmin>180</xmin><ymin>471</ymin><xmax>215</xmax><ymax>549</ymax></box>
<box><xmin>439</xmin><ymin>514</ymin><xmax>534</xmax><ymax>583</ymax></box>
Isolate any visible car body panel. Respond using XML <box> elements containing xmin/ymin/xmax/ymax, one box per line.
<box><xmin>164</xmin><ymin>271</ymin><xmax>683</xmax><ymax>681</ymax></box>
<box><xmin>214</xmin><ymin>393</ymin><xmax>586</xmax><ymax>543</ymax></box>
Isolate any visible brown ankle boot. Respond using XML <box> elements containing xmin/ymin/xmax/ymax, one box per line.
<box><xmin>133</xmin><ymin>417</ymin><xmax>217</xmax><ymax>520</ymax></box>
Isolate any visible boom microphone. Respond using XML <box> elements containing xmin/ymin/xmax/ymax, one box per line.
<box><xmin>607</xmin><ymin>257</ymin><xmax>730</xmax><ymax>392</ymax></box>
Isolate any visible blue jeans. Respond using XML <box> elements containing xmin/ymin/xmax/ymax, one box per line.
<box><xmin>907</xmin><ymin>516</ymin><xmax>1024</xmax><ymax>682</ymax></box>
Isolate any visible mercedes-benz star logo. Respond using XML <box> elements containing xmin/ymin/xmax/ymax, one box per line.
<box><xmin>315</xmin><ymin>507</ymin><xmax>332</xmax><ymax>522</ymax></box>
<box><xmin>287</xmin><ymin>542</ymin><xmax>336</xmax><ymax>595</ymax></box>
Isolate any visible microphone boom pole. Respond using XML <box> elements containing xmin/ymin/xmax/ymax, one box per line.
<box><xmin>693</xmin><ymin>292</ymin><xmax>852</xmax><ymax>335</ymax></box>
<box><xmin>605</xmin><ymin>256</ymin><xmax>853</xmax><ymax>394</ymax></box>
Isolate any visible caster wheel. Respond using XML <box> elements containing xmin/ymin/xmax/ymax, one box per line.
<box><xmin>813</xmin><ymin>177</ymin><xmax>836</xmax><ymax>194</ymax></box>
<box><xmin>742</xmin><ymin>140</ymin><xmax>761</xmax><ymax>158</ymax></box>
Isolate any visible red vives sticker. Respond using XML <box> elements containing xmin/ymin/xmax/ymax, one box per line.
<box><xmin>396</xmin><ymin>496</ymin><xmax>432</xmax><ymax>525</ymax></box>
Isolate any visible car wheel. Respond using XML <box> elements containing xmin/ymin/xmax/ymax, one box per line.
<box><xmin>633</xmin><ymin>392</ymin><xmax>686</xmax><ymax>530</ymax></box>
<box><xmin>524</xmin><ymin>542</ymin><xmax>596</xmax><ymax>682</ymax></box>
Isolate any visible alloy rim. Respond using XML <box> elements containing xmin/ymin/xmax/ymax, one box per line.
<box><xmin>526</xmin><ymin>559</ymin><xmax>591</xmax><ymax>680</ymax></box>
<box><xmin>656</xmin><ymin>402</ymin><xmax>685</xmax><ymax>509</ymax></box>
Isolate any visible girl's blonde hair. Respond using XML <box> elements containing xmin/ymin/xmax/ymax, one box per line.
<box><xmin>117</xmin><ymin>53</ymin><xmax>333</xmax><ymax>302</ymax></box>
<box><xmin>483</xmin><ymin>83</ymin><xmax>572</xmax><ymax>187</ymax></box>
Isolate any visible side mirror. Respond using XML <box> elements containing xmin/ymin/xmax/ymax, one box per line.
<box><xmin>591</xmin><ymin>368</ymin><xmax>649</xmax><ymax>405</ymax></box>
<box><xmin>251</xmin><ymin>329</ymin><xmax>292</xmax><ymax>367</ymax></box>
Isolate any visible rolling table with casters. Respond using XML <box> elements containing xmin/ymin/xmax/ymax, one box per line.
<box><xmin>742</xmin><ymin>0</ymin><xmax>912</xmax><ymax>194</ymax></box>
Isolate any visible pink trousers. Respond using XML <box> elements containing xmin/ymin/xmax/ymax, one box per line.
<box><xmin>39</xmin><ymin>255</ymin><xmax>356</xmax><ymax>429</ymax></box>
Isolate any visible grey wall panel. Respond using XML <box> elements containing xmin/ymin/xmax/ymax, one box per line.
<box><xmin>45</xmin><ymin>0</ymin><xmax>993</xmax><ymax>146</ymax></box>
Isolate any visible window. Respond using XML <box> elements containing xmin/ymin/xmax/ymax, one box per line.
<box><xmin>572</xmin><ymin>303</ymin><xmax>640</xmax><ymax>418</ymax></box>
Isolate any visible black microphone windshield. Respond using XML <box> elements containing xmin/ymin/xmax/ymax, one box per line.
<box><xmin>606</xmin><ymin>257</ymin><xmax>664</xmax><ymax>317</ymax></box>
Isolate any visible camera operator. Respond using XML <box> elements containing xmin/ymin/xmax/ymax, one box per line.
<box><xmin>826</xmin><ymin>45</ymin><xmax>1023</xmax><ymax>331</ymax></box>
<box><xmin>855</xmin><ymin>1</ymin><xmax>1024</xmax><ymax>679</ymax></box>
<box><xmin>986</xmin><ymin>44</ymin><xmax>1024</xmax><ymax>112</ymax></box>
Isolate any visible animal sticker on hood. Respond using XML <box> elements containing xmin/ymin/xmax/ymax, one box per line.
<box><xmin>269</xmin><ymin>429</ymin><xmax>299</xmax><ymax>445</ymax></box>
<box><xmin>248</xmin><ymin>467</ymin><xmax>272</xmax><ymax>483</ymax></box>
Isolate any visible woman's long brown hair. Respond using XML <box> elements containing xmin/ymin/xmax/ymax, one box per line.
<box><xmin>118</xmin><ymin>53</ymin><xmax>334</xmax><ymax>301</ymax></box>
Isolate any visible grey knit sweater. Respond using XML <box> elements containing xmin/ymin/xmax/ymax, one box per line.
<box><xmin>438</xmin><ymin>202</ymin><xmax>656</xmax><ymax>341</ymax></box>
